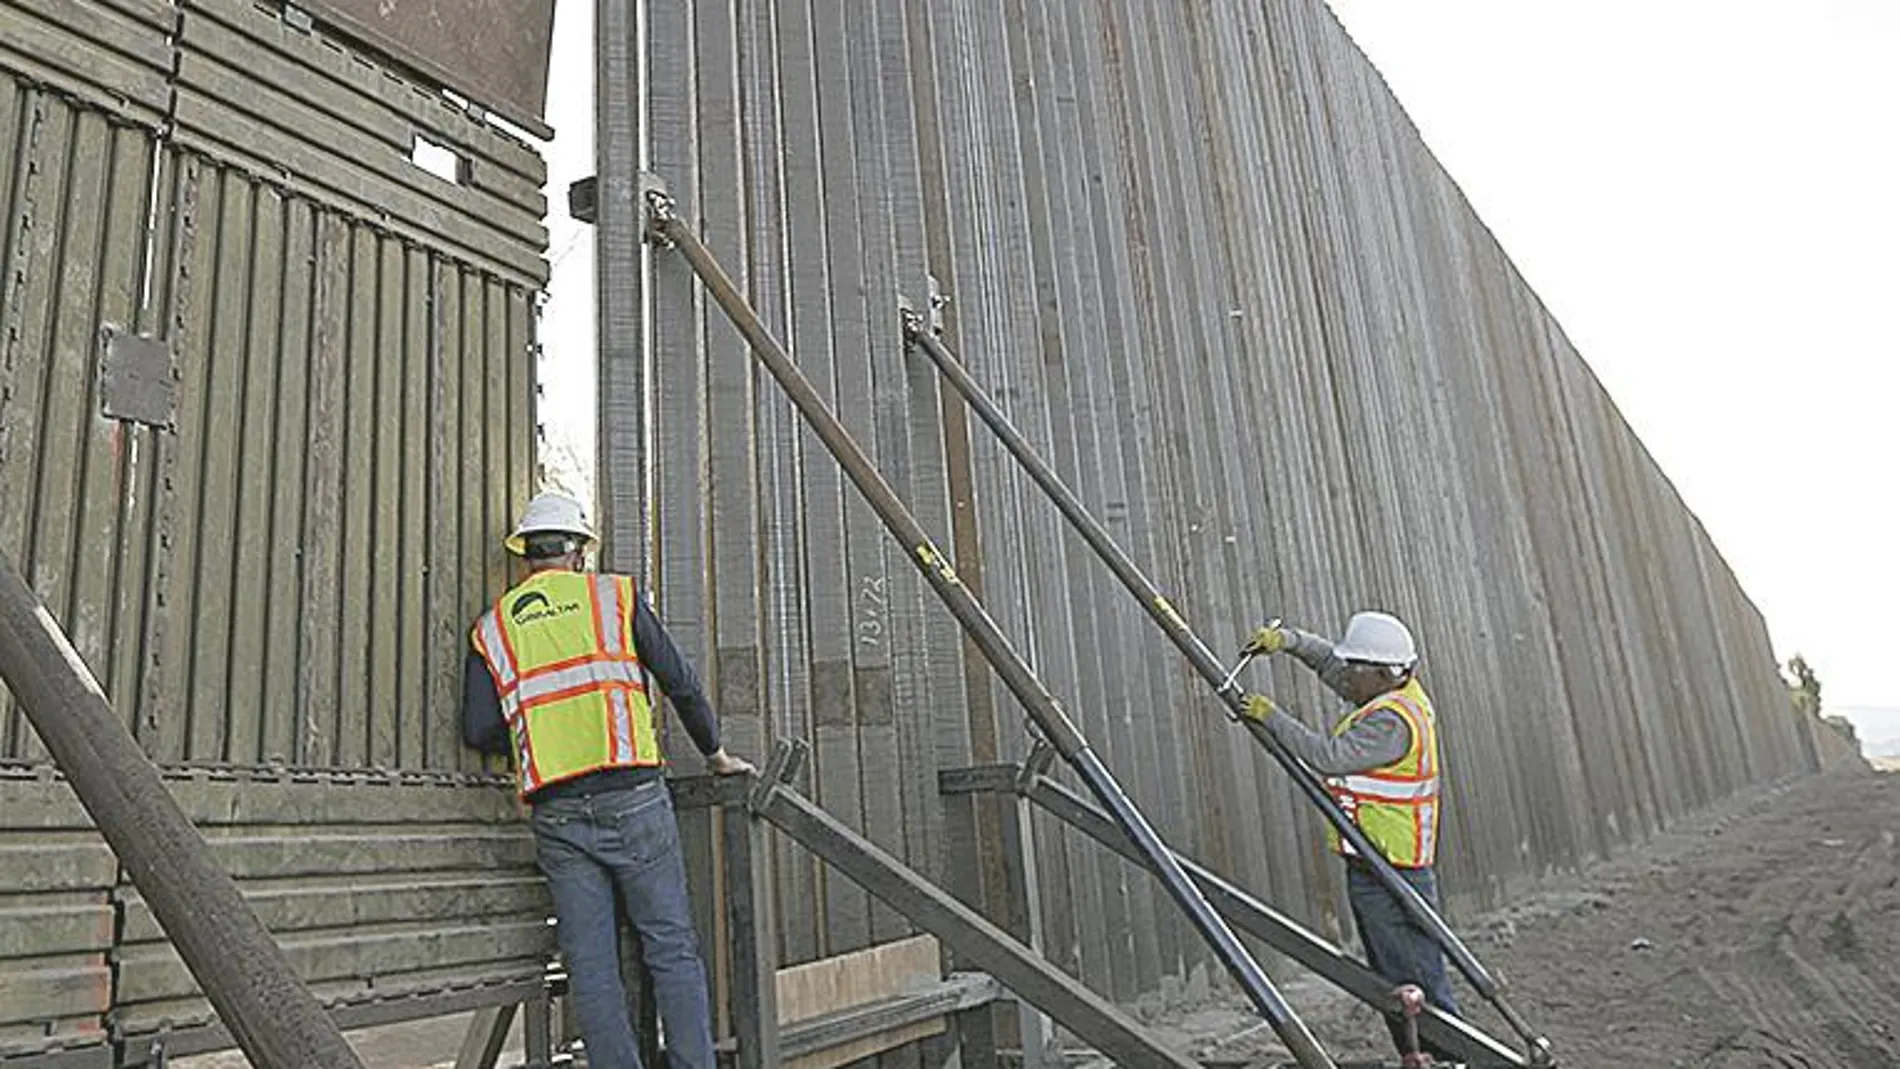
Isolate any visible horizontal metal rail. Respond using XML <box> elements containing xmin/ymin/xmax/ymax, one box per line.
<box><xmin>903</xmin><ymin>321</ymin><xmax>1554</xmax><ymax>1064</ymax></box>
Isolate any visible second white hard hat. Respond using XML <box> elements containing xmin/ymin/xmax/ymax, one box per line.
<box><xmin>506</xmin><ymin>492</ymin><xmax>596</xmax><ymax>557</ymax></box>
<box><xmin>1332</xmin><ymin>610</ymin><xmax>1417</xmax><ymax>667</ymax></box>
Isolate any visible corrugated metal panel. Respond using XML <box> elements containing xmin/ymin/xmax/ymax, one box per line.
<box><xmin>0</xmin><ymin>776</ymin><xmax>114</xmax><ymax>1056</ymax></box>
<box><xmin>0</xmin><ymin>82</ymin><xmax>162</xmax><ymax>758</ymax></box>
<box><xmin>168</xmin><ymin>0</ymin><xmax>547</xmax><ymax>286</ymax></box>
<box><xmin>128</xmin><ymin>150</ymin><xmax>533</xmax><ymax>771</ymax></box>
<box><xmin>0</xmin><ymin>0</ymin><xmax>173</xmax><ymax>125</ymax></box>
<box><xmin>611</xmin><ymin>0</ymin><xmax>1819</xmax><ymax>1000</ymax></box>
<box><xmin>107</xmin><ymin>772</ymin><xmax>551</xmax><ymax>1039</ymax></box>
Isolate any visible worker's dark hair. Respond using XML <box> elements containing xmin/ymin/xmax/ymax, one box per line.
<box><xmin>520</xmin><ymin>532</ymin><xmax>584</xmax><ymax>561</ymax></box>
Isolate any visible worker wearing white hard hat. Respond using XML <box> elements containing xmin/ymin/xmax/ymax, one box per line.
<box><xmin>1239</xmin><ymin>610</ymin><xmax>1460</xmax><ymax>1062</ymax></box>
<box><xmin>464</xmin><ymin>490</ymin><xmax>753</xmax><ymax>1069</ymax></box>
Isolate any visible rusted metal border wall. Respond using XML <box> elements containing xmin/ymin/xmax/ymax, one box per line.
<box><xmin>621</xmin><ymin>0</ymin><xmax>1815</xmax><ymax>1003</ymax></box>
<box><xmin>0</xmin><ymin>0</ymin><xmax>548</xmax><ymax>1059</ymax></box>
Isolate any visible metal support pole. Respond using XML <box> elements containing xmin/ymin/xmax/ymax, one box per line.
<box><xmin>724</xmin><ymin>779</ymin><xmax>780</xmax><ymax>1069</ymax></box>
<box><xmin>748</xmin><ymin>742</ymin><xmax>1197</xmax><ymax>1069</ymax></box>
<box><xmin>644</xmin><ymin>192</ymin><xmax>1333</xmax><ymax>1068</ymax></box>
<box><xmin>1005</xmin><ymin>767</ymin><xmax>1527</xmax><ymax>1066</ymax></box>
<box><xmin>902</xmin><ymin>321</ymin><xmax>1554</xmax><ymax>1064</ymax></box>
<box><xmin>452</xmin><ymin>1005</ymin><xmax>515</xmax><ymax>1069</ymax></box>
<box><xmin>523</xmin><ymin>988</ymin><xmax>553</xmax><ymax>1069</ymax></box>
<box><xmin>0</xmin><ymin>550</ymin><xmax>365</xmax><ymax>1069</ymax></box>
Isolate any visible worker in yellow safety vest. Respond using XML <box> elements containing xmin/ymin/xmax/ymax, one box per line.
<box><xmin>464</xmin><ymin>491</ymin><xmax>752</xmax><ymax>1069</ymax></box>
<box><xmin>1241</xmin><ymin>610</ymin><xmax>1461</xmax><ymax>1063</ymax></box>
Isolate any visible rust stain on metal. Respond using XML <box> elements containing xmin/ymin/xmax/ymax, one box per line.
<box><xmin>292</xmin><ymin>0</ymin><xmax>557</xmax><ymax>137</ymax></box>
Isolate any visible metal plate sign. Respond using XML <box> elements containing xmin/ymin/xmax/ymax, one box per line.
<box><xmin>98</xmin><ymin>327</ymin><xmax>177</xmax><ymax>428</ymax></box>
<box><xmin>293</xmin><ymin>0</ymin><xmax>557</xmax><ymax>137</ymax></box>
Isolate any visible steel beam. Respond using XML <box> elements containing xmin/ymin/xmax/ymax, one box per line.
<box><xmin>747</xmin><ymin>750</ymin><xmax>1195</xmax><ymax>1069</ymax></box>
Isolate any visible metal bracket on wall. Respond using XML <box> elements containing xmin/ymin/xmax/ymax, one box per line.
<box><xmin>748</xmin><ymin>737</ymin><xmax>809</xmax><ymax>816</ymax></box>
<box><xmin>638</xmin><ymin>173</ymin><xmax>675</xmax><ymax>249</ymax></box>
<box><xmin>97</xmin><ymin>326</ymin><xmax>177</xmax><ymax>430</ymax></box>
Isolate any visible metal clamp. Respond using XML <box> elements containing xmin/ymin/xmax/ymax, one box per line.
<box><xmin>748</xmin><ymin>738</ymin><xmax>809</xmax><ymax>814</ymax></box>
<box><xmin>1015</xmin><ymin>738</ymin><xmax>1058</xmax><ymax>793</ymax></box>
<box><xmin>640</xmin><ymin>172</ymin><xmax>677</xmax><ymax>249</ymax></box>
<box><xmin>897</xmin><ymin>296</ymin><xmax>929</xmax><ymax>341</ymax></box>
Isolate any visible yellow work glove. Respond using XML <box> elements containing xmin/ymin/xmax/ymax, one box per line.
<box><xmin>1243</xmin><ymin>694</ymin><xmax>1277</xmax><ymax>723</ymax></box>
<box><xmin>1240</xmin><ymin>624</ymin><xmax>1289</xmax><ymax>658</ymax></box>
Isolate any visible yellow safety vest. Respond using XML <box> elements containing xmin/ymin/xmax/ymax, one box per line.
<box><xmin>1324</xmin><ymin>678</ymin><xmax>1441</xmax><ymax>868</ymax></box>
<box><xmin>471</xmin><ymin>570</ymin><xmax>662</xmax><ymax>797</ymax></box>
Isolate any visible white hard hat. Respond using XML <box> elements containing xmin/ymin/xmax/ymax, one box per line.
<box><xmin>506</xmin><ymin>492</ymin><xmax>596</xmax><ymax>557</ymax></box>
<box><xmin>1332</xmin><ymin>611</ymin><xmax>1417</xmax><ymax>668</ymax></box>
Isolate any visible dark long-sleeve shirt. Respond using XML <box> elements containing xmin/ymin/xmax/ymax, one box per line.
<box><xmin>1257</xmin><ymin>627</ymin><xmax>1413</xmax><ymax>776</ymax></box>
<box><xmin>463</xmin><ymin>587</ymin><xmax>721</xmax><ymax>781</ymax></box>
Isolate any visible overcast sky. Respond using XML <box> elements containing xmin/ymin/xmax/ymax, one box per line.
<box><xmin>535</xmin><ymin>1</ymin><xmax>1899</xmax><ymax>749</ymax></box>
<box><xmin>1323</xmin><ymin>0</ymin><xmax>1899</xmax><ymax>748</ymax></box>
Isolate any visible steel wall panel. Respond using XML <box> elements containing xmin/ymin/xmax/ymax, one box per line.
<box><xmin>2</xmin><ymin>0</ymin><xmax>544</xmax><ymax>1048</ymax></box>
<box><xmin>617</xmin><ymin>0</ymin><xmax>1822</xmax><ymax>998</ymax></box>
<box><xmin>106</xmin><ymin>773</ymin><xmax>551</xmax><ymax>1038</ymax></box>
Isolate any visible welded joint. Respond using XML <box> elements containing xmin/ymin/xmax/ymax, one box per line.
<box><xmin>748</xmin><ymin>738</ymin><xmax>810</xmax><ymax>815</ymax></box>
<box><xmin>1015</xmin><ymin>739</ymin><xmax>1057</xmax><ymax>794</ymax></box>
<box><xmin>898</xmin><ymin>281</ymin><xmax>951</xmax><ymax>343</ymax></box>
<box><xmin>897</xmin><ymin>296</ymin><xmax>928</xmax><ymax>342</ymax></box>
<box><xmin>640</xmin><ymin>172</ymin><xmax>677</xmax><ymax>249</ymax></box>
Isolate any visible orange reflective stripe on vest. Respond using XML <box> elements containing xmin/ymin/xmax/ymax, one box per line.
<box><xmin>471</xmin><ymin>570</ymin><xmax>661</xmax><ymax>796</ymax></box>
<box><xmin>1324</xmin><ymin>678</ymin><xmax>1442</xmax><ymax>867</ymax></box>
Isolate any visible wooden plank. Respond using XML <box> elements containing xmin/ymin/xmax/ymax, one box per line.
<box><xmin>777</xmin><ymin>935</ymin><xmax>938</xmax><ymax>1023</ymax></box>
<box><xmin>0</xmin><ymin>843</ymin><xmax>117</xmax><ymax>893</ymax></box>
<box><xmin>797</xmin><ymin>0</ymin><xmax>875</xmax><ymax>962</ymax></box>
<box><xmin>19</xmin><ymin>104</ymin><xmax>106</xmax><ymax>758</ymax></box>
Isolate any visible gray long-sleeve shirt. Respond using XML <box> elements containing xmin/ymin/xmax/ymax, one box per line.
<box><xmin>1257</xmin><ymin>627</ymin><xmax>1414</xmax><ymax>776</ymax></box>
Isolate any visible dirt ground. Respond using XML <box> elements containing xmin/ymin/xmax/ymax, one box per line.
<box><xmin>180</xmin><ymin>766</ymin><xmax>1898</xmax><ymax>1069</ymax></box>
<box><xmin>1118</xmin><ymin>765</ymin><xmax>1900</xmax><ymax>1068</ymax></box>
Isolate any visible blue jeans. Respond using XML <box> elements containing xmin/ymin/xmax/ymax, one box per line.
<box><xmin>1346</xmin><ymin>861</ymin><xmax>1461</xmax><ymax>1060</ymax></box>
<box><xmin>532</xmin><ymin>781</ymin><xmax>716</xmax><ymax>1069</ymax></box>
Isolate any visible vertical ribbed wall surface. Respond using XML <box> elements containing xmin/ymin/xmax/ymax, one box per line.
<box><xmin>608</xmin><ymin>0</ymin><xmax>1816</xmax><ymax>998</ymax></box>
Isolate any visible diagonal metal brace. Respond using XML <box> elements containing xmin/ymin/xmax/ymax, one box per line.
<box><xmin>749</xmin><ymin>738</ymin><xmax>810</xmax><ymax>815</ymax></box>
